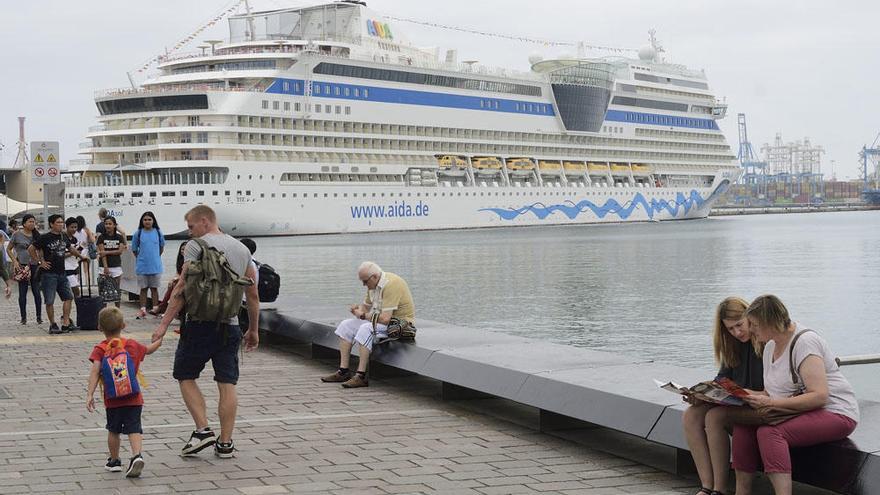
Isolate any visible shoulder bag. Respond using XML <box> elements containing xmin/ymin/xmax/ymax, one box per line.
<box><xmin>723</xmin><ymin>329</ymin><xmax>814</xmax><ymax>426</ymax></box>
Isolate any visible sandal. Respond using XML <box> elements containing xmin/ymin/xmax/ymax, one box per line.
<box><xmin>696</xmin><ymin>489</ymin><xmax>712</xmax><ymax>495</ymax></box>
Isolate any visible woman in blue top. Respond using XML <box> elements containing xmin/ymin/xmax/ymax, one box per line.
<box><xmin>130</xmin><ymin>212</ymin><xmax>165</xmax><ymax>319</ymax></box>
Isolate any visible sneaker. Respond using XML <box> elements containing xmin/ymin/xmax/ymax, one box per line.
<box><xmin>181</xmin><ymin>428</ymin><xmax>216</xmax><ymax>456</ymax></box>
<box><xmin>321</xmin><ymin>369</ymin><xmax>354</xmax><ymax>383</ymax></box>
<box><xmin>214</xmin><ymin>440</ymin><xmax>235</xmax><ymax>459</ymax></box>
<box><xmin>104</xmin><ymin>457</ymin><xmax>122</xmax><ymax>472</ymax></box>
<box><xmin>135</xmin><ymin>308</ymin><xmax>147</xmax><ymax>320</ymax></box>
<box><xmin>20</xmin><ymin>319</ymin><xmax>26</xmax><ymax>325</ymax></box>
<box><xmin>48</xmin><ymin>323</ymin><xmax>62</xmax><ymax>334</ymax></box>
<box><xmin>36</xmin><ymin>318</ymin><xmax>43</xmax><ymax>325</ymax></box>
<box><xmin>125</xmin><ymin>454</ymin><xmax>144</xmax><ymax>478</ymax></box>
<box><xmin>341</xmin><ymin>374</ymin><xmax>369</xmax><ymax>388</ymax></box>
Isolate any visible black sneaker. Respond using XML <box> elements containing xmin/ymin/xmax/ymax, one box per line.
<box><xmin>181</xmin><ymin>428</ymin><xmax>215</xmax><ymax>456</ymax></box>
<box><xmin>66</xmin><ymin>323</ymin><xmax>80</xmax><ymax>331</ymax></box>
<box><xmin>125</xmin><ymin>454</ymin><xmax>144</xmax><ymax>478</ymax></box>
<box><xmin>48</xmin><ymin>323</ymin><xmax>62</xmax><ymax>334</ymax></box>
<box><xmin>60</xmin><ymin>325</ymin><xmax>70</xmax><ymax>333</ymax></box>
<box><xmin>36</xmin><ymin>318</ymin><xmax>43</xmax><ymax>325</ymax></box>
<box><xmin>20</xmin><ymin>319</ymin><xmax>26</xmax><ymax>325</ymax></box>
<box><xmin>214</xmin><ymin>440</ymin><xmax>235</xmax><ymax>459</ymax></box>
<box><xmin>104</xmin><ymin>457</ymin><xmax>122</xmax><ymax>472</ymax></box>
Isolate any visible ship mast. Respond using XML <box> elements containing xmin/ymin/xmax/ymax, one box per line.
<box><xmin>244</xmin><ymin>0</ymin><xmax>256</xmax><ymax>42</ymax></box>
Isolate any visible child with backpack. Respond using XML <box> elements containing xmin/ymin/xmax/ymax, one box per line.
<box><xmin>86</xmin><ymin>307</ymin><xmax>163</xmax><ymax>477</ymax></box>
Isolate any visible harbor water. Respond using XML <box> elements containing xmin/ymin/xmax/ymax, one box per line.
<box><xmin>162</xmin><ymin>210</ymin><xmax>880</xmax><ymax>398</ymax></box>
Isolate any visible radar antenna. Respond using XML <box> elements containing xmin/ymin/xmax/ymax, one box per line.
<box><xmin>647</xmin><ymin>29</ymin><xmax>665</xmax><ymax>62</ymax></box>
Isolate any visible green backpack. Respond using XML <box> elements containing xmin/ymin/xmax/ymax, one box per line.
<box><xmin>184</xmin><ymin>238</ymin><xmax>253</xmax><ymax>323</ymax></box>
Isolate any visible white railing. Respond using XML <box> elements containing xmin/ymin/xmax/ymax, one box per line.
<box><xmin>95</xmin><ymin>82</ymin><xmax>269</xmax><ymax>99</ymax></box>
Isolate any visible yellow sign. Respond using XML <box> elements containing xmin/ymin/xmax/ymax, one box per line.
<box><xmin>34</xmin><ymin>153</ymin><xmax>44</xmax><ymax>163</ymax></box>
<box><xmin>47</xmin><ymin>154</ymin><xmax>56</xmax><ymax>163</ymax></box>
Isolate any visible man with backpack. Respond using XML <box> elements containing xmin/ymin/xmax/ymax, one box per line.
<box><xmin>151</xmin><ymin>205</ymin><xmax>259</xmax><ymax>459</ymax></box>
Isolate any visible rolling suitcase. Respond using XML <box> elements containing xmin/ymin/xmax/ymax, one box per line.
<box><xmin>76</xmin><ymin>262</ymin><xmax>104</xmax><ymax>330</ymax></box>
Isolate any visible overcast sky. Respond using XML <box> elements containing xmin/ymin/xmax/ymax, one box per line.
<box><xmin>2</xmin><ymin>0</ymin><xmax>878</xmax><ymax>179</ymax></box>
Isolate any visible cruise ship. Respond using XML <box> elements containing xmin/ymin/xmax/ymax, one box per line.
<box><xmin>66</xmin><ymin>0</ymin><xmax>739</xmax><ymax>236</ymax></box>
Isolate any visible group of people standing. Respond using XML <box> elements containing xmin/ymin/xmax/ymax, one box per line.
<box><xmin>1</xmin><ymin>208</ymin><xmax>167</xmax><ymax>333</ymax></box>
<box><xmin>684</xmin><ymin>295</ymin><xmax>859</xmax><ymax>495</ymax></box>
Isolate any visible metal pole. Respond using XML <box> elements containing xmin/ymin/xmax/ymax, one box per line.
<box><xmin>835</xmin><ymin>354</ymin><xmax>880</xmax><ymax>366</ymax></box>
<box><xmin>42</xmin><ymin>185</ymin><xmax>48</xmax><ymax>228</ymax></box>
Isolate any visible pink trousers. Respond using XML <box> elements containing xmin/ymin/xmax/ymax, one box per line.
<box><xmin>732</xmin><ymin>408</ymin><xmax>856</xmax><ymax>473</ymax></box>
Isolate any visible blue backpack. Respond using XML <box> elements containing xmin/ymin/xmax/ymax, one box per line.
<box><xmin>99</xmin><ymin>338</ymin><xmax>140</xmax><ymax>400</ymax></box>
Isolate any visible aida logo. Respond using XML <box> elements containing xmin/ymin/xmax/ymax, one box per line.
<box><xmin>366</xmin><ymin>19</ymin><xmax>393</xmax><ymax>40</ymax></box>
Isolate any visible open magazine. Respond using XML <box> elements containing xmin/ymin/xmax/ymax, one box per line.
<box><xmin>654</xmin><ymin>377</ymin><xmax>749</xmax><ymax>406</ymax></box>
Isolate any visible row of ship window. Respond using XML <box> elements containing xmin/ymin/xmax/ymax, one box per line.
<box><xmin>171</xmin><ymin>60</ymin><xmax>277</xmax><ymax>75</ymax></box>
<box><xmin>69</xmin><ymin>189</ymin><xmax>687</xmax><ymax>201</ymax></box>
<box><xmin>219</xmin><ymin>115</ymin><xmax>724</xmax><ymax>145</ymax></box>
<box><xmin>619</xmin><ymin>112</ymin><xmax>716</xmax><ymax>129</ymax></box>
<box><xmin>278</xmin><ymin>80</ymin><xmax>372</xmax><ymax>100</ymax></box>
<box><xmin>262</xmin><ymin>100</ymin><xmax>352</xmax><ymax>115</ymax></box>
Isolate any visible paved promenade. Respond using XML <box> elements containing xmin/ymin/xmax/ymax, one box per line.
<box><xmin>0</xmin><ymin>300</ymin><xmax>699</xmax><ymax>495</ymax></box>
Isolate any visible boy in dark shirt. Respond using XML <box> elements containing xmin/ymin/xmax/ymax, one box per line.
<box><xmin>27</xmin><ymin>214</ymin><xmax>79</xmax><ymax>334</ymax></box>
<box><xmin>87</xmin><ymin>307</ymin><xmax>163</xmax><ymax>477</ymax></box>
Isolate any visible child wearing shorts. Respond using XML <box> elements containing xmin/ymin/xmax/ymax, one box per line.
<box><xmin>86</xmin><ymin>307</ymin><xmax>163</xmax><ymax>477</ymax></box>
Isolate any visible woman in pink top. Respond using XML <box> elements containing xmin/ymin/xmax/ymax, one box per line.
<box><xmin>733</xmin><ymin>295</ymin><xmax>859</xmax><ymax>495</ymax></box>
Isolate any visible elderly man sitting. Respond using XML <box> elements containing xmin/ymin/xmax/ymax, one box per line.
<box><xmin>321</xmin><ymin>261</ymin><xmax>415</xmax><ymax>388</ymax></box>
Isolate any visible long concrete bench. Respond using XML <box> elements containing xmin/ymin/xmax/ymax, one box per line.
<box><xmin>258</xmin><ymin>297</ymin><xmax>878</xmax><ymax>494</ymax></box>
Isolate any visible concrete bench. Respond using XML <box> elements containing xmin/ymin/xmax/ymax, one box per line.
<box><xmin>259</xmin><ymin>297</ymin><xmax>879</xmax><ymax>494</ymax></box>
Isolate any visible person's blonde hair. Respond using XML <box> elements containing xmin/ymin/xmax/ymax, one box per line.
<box><xmin>745</xmin><ymin>294</ymin><xmax>791</xmax><ymax>335</ymax></box>
<box><xmin>713</xmin><ymin>296</ymin><xmax>763</xmax><ymax>367</ymax></box>
<box><xmin>185</xmin><ymin>205</ymin><xmax>216</xmax><ymax>224</ymax></box>
<box><xmin>98</xmin><ymin>307</ymin><xmax>125</xmax><ymax>336</ymax></box>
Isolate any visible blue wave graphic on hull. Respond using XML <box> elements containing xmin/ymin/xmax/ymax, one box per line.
<box><xmin>479</xmin><ymin>190</ymin><xmax>708</xmax><ymax>221</ymax></box>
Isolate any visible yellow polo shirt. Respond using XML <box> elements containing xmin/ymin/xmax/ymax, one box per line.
<box><xmin>364</xmin><ymin>272</ymin><xmax>415</xmax><ymax>324</ymax></box>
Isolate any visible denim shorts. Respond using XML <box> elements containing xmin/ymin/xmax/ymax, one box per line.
<box><xmin>173</xmin><ymin>320</ymin><xmax>242</xmax><ymax>384</ymax></box>
<box><xmin>40</xmin><ymin>272</ymin><xmax>73</xmax><ymax>305</ymax></box>
<box><xmin>106</xmin><ymin>405</ymin><xmax>143</xmax><ymax>434</ymax></box>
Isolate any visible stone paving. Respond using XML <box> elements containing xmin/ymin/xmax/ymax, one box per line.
<box><xmin>0</xmin><ymin>297</ymin><xmax>700</xmax><ymax>495</ymax></box>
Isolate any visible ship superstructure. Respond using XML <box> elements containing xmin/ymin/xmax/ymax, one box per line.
<box><xmin>67</xmin><ymin>1</ymin><xmax>738</xmax><ymax>236</ymax></box>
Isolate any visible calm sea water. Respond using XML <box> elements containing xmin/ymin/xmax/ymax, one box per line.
<box><xmin>163</xmin><ymin>211</ymin><xmax>880</xmax><ymax>398</ymax></box>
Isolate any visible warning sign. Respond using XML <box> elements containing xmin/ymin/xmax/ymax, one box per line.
<box><xmin>30</xmin><ymin>141</ymin><xmax>60</xmax><ymax>184</ymax></box>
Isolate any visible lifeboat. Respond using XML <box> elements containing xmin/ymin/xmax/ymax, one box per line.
<box><xmin>506</xmin><ymin>157</ymin><xmax>535</xmax><ymax>176</ymax></box>
<box><xmin>610</xmin><ymin>163</ymin><xmax>631</xmax><ymax>175</ymax></box>
<box><xmin>539</xmin><ymin>160</ymin><xmax>562</xmax><ymax>171</ymax></box>
<box><xmin>471</xmin><ymin>156</ymin><xmax>503</xmax><ymax>175</ymax></box>
<box><xmin>436</xmin><ymin>155</ymin><xmax>468</xmax><ymax>176</ymax></box>
<box><xmin>563</xmin><ymin>161</ymin><xmax>587</xmax><ymax>176</ymax></box>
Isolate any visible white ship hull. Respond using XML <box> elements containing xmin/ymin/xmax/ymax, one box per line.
<box><xmin>67</xmin><ymin>178</ymin><xmax>731</xmax><ymax>237</ymax></box>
